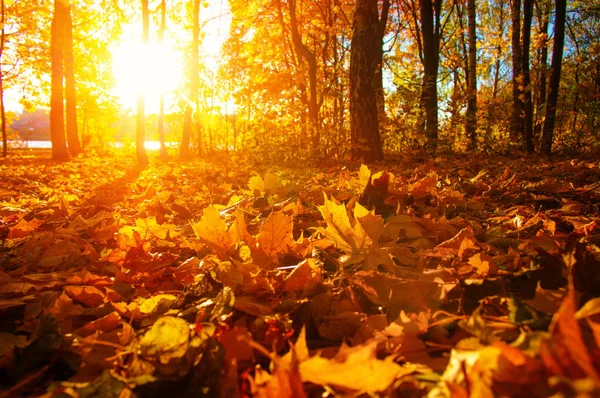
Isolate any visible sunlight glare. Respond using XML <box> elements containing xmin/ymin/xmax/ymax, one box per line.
<box><xmin>111</xmin><ymin>40</ymin><xmax>183</xmax><ymax>113</ymax></box>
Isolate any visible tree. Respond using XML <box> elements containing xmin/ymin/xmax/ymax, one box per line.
<box><xmin>136</xmin><ymin>0</ymin><xmax>149</xmax><ymax>166</ymax></box>
<box><xmin>522</xmin><ymin>0</ymin><xmax>533</xmax><ymax>152</ymax></box>
<box><xmin>158</xmin><ymin>0</ymin><xmax>167</xmax><ymax>159</ymax></box>
<box><xmin>64</xmin><ymin>0</ymin><xmax>81</xmax><ymax>155</ymax></box>
<box><xmin>350</xmin><ymin>0</ymin><xmax>388</xmax><ymax>161</ymax></box>
<box><xmin>419</xmin><ymin>0</ymin><xmax>441</xmax><ymax>150</ymax></box>
<box><xmin>181</xmin><ymin>0</ymin><xmax>200</xmax><ymax>159</ymax></box>
<box><xmin>465</xmin><ymin>0</ymin><xmax>477</xmax><ymax>149</ymax></box>
<box><xmin>541</xmin><ymin>0</ymin><xmax>566</xmax><ymax>154</ymax></box>
<box><xmin>286</xmin><ymin>0</ymin><xmax>320</xmax><ymax>149</ymax></box>
<box><xmin>0</xmin><ymin>0</ymin><xmax>6</xmax><ymax>157</ymax></box>
<box><xmin>510</xmin><ymin>0</ymin><xmax>523</xmax><ymax>140</ymax></box>
<box><xmin>534</xmin><ymin>0</ymin><xmax>550</xmax><ymax>141</ymax></box>
<box><xmin>50</xmin><ymin>0</ymin><xmax>69</xmax><ymax>161</ymax></box>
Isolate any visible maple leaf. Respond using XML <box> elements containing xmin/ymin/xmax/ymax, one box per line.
<box><xmin>317</xmin><ymin>193</ymin><xmax>372</xmax><ymax>253</ymax></box>
<box><xmin>8</xmin><ymin>218</ymin><xmax>45</xmax><ymax>239</ymax></box>
<box><xmin>257</xmin><ymin>211</ymin><xmax>295</xmax><ymax>259</ymax></box>
<box><xmin>293</xmin><ymin>330</ymin><xmax>417</xmax><ymax>393</ymax></box>
<box><xmin>191</xmin><ymin>205</ymin><xmax>236</xmax><ymax>258</ymax></box>
<box><xmin>133</xmin><ymin>216</ymin><xmax>177</xmax><ymax>239</ymax></box>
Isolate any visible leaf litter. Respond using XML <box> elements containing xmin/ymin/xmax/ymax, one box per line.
<box><xmin>0</xmin><ymin>152</ymin><xmax>599</xmax><ymax>397</ymax></box>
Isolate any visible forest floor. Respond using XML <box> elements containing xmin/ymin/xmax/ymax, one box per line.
<box><xmin>0</xmin><ymin>149</ymin><xmax>599</xmax><ymax>397</ymax></box>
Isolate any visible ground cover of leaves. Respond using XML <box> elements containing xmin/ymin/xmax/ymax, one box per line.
<box><xmin>1</xmin><ymin>150</ymin><xmax>599</xmax><ymax>397</ymax></box>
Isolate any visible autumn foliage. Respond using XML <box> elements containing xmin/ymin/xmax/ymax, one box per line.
<box><xmin>0</xmin><ymin>152</ymin><xmax>599</xmax><ymax>396</ymax></box>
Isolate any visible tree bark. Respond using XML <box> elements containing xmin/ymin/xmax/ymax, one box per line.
<box><xmin>182</xmin><ymin>0</ymin><xmax>200</xmax><ymax>158</ymax></box>
<box><xmin>522</xmin><ymin>0</ymin><xmax>533</xmax><ymax>152</ymax></box>
<box><xmin>534</xmin><ymin>0</ymin><xmax>549</xmax><ymax>142</ymax></box>
<box><xmin>350</xmin><ymin>0</ymin><xmax>384</xmax><ymax>161</ymax></box>
<box><xmin>466</xmin><ymin>0</ymin><xmax>477</xmax><ymax>149</ymax></box>
<box><xmin>136</xmin><ymin>0</ymin><xmax>149</xmax><ymax>166</ymax></box>
<box><xmin>64</xmin><ymin>0</ymin><xmax>81</xmax><ymax>155</ymax></box>
<box><xmin>419</xmin><ymin>0</ymin><xmax>440</xmax><ymax>149</ymax></box>
<box><xmin>485</xmin><ymin>0</ymin><xmax>505</xmax><ymax>139</ymax></box>
<box><xmin>287</xmin><ymin>0</ymin><xmax>320</xmax><ymax>149</ymax></box>
<box><xmin>50</xmin><ymin>0</ymin><xmax>69</xmax><ymax>161</ymax></box>
<box><xmin>0</xmin><ymin>0</ymin><xmax>6</xmax><ymax>157</ymax></box>
<box><xmin>510</xmin><ymin>0</ymin><xmax>523</xmax><ymax>141</ymax></box>
<box><xmin>375</xmin><ymin>0</ymin><xmax>390</xmax><ymax>136</ymax></box>
<box><xmin>541</xmin><ymin>0</ymin><xmax>566</xmax><ymax>154</ymax></box>
<box><xmin>158</xmin><ymin>0</ymin><xmax>167</xmax><ymax>159</ymax></box>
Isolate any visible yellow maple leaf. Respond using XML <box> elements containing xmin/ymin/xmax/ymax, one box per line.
<box><xmin>257</xmin><ymin>211</ymin><xmax>295</xmax><ymax>258</ymax></box>
<box><xmin>134</xmin><ymin>216</ymin><xmax>177</xmax><ymax>240</ymax></box>
<box><xmin>191</xmin><ymin>205</ymin><xmax>236</xmax><ymax>258</ymax></box>
<box><xmin>298</xmin><ymin>341</ymin><xmax>412</xmax><ymax>392</ymax></box>
<box><xmin>317</xmin><ymin>194</ymin><xmax>374</xmax><ymax>254</ymax></box>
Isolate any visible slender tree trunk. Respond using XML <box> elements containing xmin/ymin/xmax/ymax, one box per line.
<box><xmin>50</xmin><ymin>0</ymin><xmax>69</xmax><ymax>161</ymax></box>
<box><xmin>64</xmin><ymin>0</ymin><xmax>81</xmax><ymax>155</ymax></box>
<box><xmin>158</xmin><ymin>0</ymin><xmax>167</xmax><ymax>159</ymax></box>
<box><xmin>182</xmin><ymin>0</ymin><xmax>200</xmax><ymax>158</ymax></box>
<box><xmin>510</xmin><ymin>0</ymin><xmax>523</xmax><ymax>140</ymax></box>
<box><xmin>0</xmin><ymin>0</ymin><xmax>6</xmax><ymax>158</ymax></box>
<box><xmin>287</xmin><ymin>0</ymin><xmax>320</xmax><ymax>149</ymax></box>
<box><xmin>522</xmin><ymin>0</ymin><xmax>534</xmax><ymax>152</ymax></box>
<box><xmin>466</xmin><ymin>0</ymin><xmax>477</xmax><ymax>149</ymax></box>
<box><xmin>541</xmin><ymin>0</ymin><xmax>566</xmax><ymax>154</ymax></box>
<box><xmin>534</xmin><ymin>0</ymin><xmax>549</xmax><ymax>142</ymax></box>
<box><xmin>192</xmin><ymin>0</ymin><xmax>201</xmax><ymax>153</ymax></box>
<box><xmin>419</xmin><ymin>0</ymin><xmax>439</xmax><ymax>149</ymax></box>
<box><xmin>375</xmin><ymin>0</ymin><xmax>390</xmax><ymax>135</ymax></box>
<box><xmin>136</xmin><ymin>0</ymin><xmax>149</xmax><ymax>166</ymax></box>
<box><xmin>350</xmin><ymin>0</ymin><xmax>383</xmax><ymax>161</ymax></box>
<box><xmin>485</xmin><ymin>0</ymin><xmax>505</xmax><ymax>140</ymax></box>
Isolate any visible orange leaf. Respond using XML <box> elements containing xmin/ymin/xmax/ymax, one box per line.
<box><xmin>191</xmin><ymin>205</ymin><xmax>236</xmax><ymax>258</ymax></box>
<box><xmin>8</xmin><ymin>218</ymin><xmax>45</xmax><ymax>239</ymax></box>
<box><xmin>257</xmin><ymin>211</ymin><xmax>295</xmax><ymax>259</ymax></box>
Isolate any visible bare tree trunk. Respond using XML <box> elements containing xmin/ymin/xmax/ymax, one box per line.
<box><xmin>136</xmin><ymin>0</ymin><xmax>149</xmax><ymax>166</ymax></box>
<box><xmin>466</xmin><ymin>0</ymin><xmax>477</xmax><ymax>149</ymax></box>
<box><xmin>541</xmin><ymin>0</ymin><xmax>566</xmax><ymax>154</ymax></box>
<box><xmin>350</xmin><ymin>0</ymin><xmax>384</xmax><ymax>161</ymax></box>
<box><xmin>64</xmin><ymin>0</ymin><xmax>81</xmax><ymax>156</ymax></box>
<box><xmin>50</xmin><ymin>0</ymin><xmax>69</xmax><ymax>161</ymax></box>
<box><xmin>510</xmin><ymin>0</ymin><xmax>523</xmax><ymax>141</ymax></box>
<box><xmin>287</xmin><ymin>0</ymin><xmax>320</xmax><ymax>149</ymax></box>
<box><xmin>182</xmin><ymin>0</ymin><xmax>200</xmax><ymax>158</ymax></box>
<box><xmin>419</xmin><ymin>0</ymin><xmax>440</xmax><ymax>149</ymax></box>
<box><xmin>0</xmin><ymin>0</ymin><xmax>6</xmax><ymax>157</ymax></box>
<box><xmin>486</xmin><ymin>0</ymin><xmax>505</xmax><ymax>140</ymax></box>
<box><xmin>534</xmin><ymin>0</ymin><xmax>549</xmax><ymax>142</ymax></box>
<box><xmin>158</xmin><ymin>0</ymin><xmax>167</xmax><ymax>159</ymax></box>
<box><xmin>522</xmin><ymin>0</ymin><xmax>534</xmax><ymax>152</ymax></box>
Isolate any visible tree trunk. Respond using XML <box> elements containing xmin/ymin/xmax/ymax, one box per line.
<box><xmin>486</xmin><ymin>0</ymin><xmax>505</xmax><ymax>139</ymax></box>
<box><xmin>522</xmin><ymin>0</ymin><xmax>533</xmax><ymax>152</ymax></box>
<box><xmin>510</xmin><ymin>0</ymin><xmax>523</xmax><ymax>140</ymax></box>
<box><xmin>375</xmin><ymin>0</ymin><xmax>390</xmax><ymax>136</ymax></box>
<box><xmin>287</xmin><ymin>0</ymin><xmax>320</xmax><ymax>149</ymax></box>
<box><xmin>419</xmin><ymin>0</ymin><xmax>439</xmax><ymax>149</ymax></box>
<box><xmin>64</xmin><ymin>0</ymin><xmax>81</xmax><ymax>156</ymax></box>
<box><xmin>158</xmin><ymin>0</ymin><xmax>167</xmax><ymax>159</ymax></box>
<box><xmin>541</xmin><ymin>0</ymin><xmax>566</xmax><ymax>154</ymax></box>
<box><xmin>534</xmin><ymin>0</ymin><xmax>549</xmax><ymax>142</ymax></box>
<box><xmin>0</xmin><ymin>0</ymin><xmax>6</xmax><ymax>158</ymax></box>
<box><xmin>350</xmin><ymin>0</ymin><xmax>384</xmax><ymax>161</ymax></box>
<box><xmin>466</xmin><ymin>0</ymin><xmax>477</xmax><ymax>149</ymax></box>
<box><xmin>50</xmin><ymin>0</ymin><xmax>69</xmax><ymax>161</ymax></box>
<box><xmin>182</xmin><ymin>0</ymin><xmax>200</xmax><ymax>158</ymax></box>
<box><xmin>136</xmin><ymin>0</ymin><xmax>149</xmax><ymax>166</ymax></box>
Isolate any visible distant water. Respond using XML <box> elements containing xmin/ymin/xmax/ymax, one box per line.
<box><xmin>8</xmin><ymin>141</ymin><xmax>177</xmax><ymax>150</ymax></box>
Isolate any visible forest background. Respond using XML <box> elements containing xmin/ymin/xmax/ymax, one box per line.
<box><xmin>0</xmin><ymin>0</ymin><xmax>598</xmax><ymax>162</ymax></box>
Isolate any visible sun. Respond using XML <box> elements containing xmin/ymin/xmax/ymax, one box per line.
<box><xmin>111</xmin><ymin>40</ymin><xmax>183</xmax><ymax>113</ymax></box>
